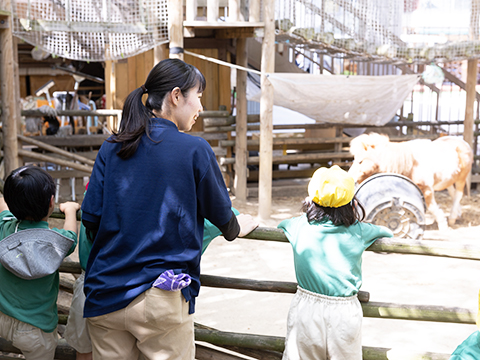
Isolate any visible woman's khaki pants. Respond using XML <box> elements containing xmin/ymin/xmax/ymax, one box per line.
<box><xmin>87</xmin><ymin>288</ymin><xmax>194</xmax><ymax>360</ymax></box>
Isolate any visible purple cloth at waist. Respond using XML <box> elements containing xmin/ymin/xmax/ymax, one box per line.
<box><xmin>153</xmin><ymin>270</ymin><xmax>192</xmax><ymax>291</ymax></box>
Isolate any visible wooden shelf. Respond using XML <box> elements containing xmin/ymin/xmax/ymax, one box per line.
<box><xmin>183</xmin><ymin>21</ymin><xmax>264</xmax><ymax>29</ymax></box>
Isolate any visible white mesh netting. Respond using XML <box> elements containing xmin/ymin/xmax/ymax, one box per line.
<box><xmin>275</xmin><ymin>0</ymin><xmax>480</xmax><ymax>62</ymax></box>
<box><xmin>10</xmin><ymin>0</ymin><xmax>169</xmax><ymax>61</ymax></box>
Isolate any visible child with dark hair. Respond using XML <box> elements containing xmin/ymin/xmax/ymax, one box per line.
<box><xmin>0</xmin><ymin>165</ymin><xmax>80</xmax><ymax>360</ymax></box>
<box><xmin>278</xmin><ymin>165</ymin><xmax>393</xmax><ymax>360</ymax></box>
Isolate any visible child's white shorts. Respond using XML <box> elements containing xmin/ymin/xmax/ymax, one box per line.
<box><xmin>282</xmin><ymin>286</ymin><xmax>362</xmax><ymax>360</ymax></box>
<box><xmin>64</xmin><ymin>272</ymin><xmax>92</xmax><ymax>354</ymax></box>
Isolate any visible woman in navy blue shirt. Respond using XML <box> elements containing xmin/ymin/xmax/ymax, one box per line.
<box><xmin>81</xmin><ymin>59</ymin><xmax>257</xmax><ymax>360</ymax></box>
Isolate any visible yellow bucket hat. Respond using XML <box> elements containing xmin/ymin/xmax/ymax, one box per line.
<box><xmin>308</xmin><ymin>165</ymin><xmax>355</xmax><ymax>208</ymax></box>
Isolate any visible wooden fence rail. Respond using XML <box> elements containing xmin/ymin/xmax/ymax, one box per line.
<box><xmin>21</xmin><ymin>210</ymin><xmax>476</xmax><ymax>360</ymax></box>
<box><xmin>49</xmin><ymin>210</ymin><xmax>480</xmax><ymax>261</ymax></box>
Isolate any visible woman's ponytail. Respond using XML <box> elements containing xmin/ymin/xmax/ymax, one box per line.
<box><xmin>109</xmin><ymin>87</ymin><xmax>152</xmax><ymax>159</ymax></box>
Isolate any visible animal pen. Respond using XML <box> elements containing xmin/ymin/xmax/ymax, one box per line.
<box><xmin>1</xmin><ymin>0</ymin><xmax>480</xmax><ymax>358</ymax></box>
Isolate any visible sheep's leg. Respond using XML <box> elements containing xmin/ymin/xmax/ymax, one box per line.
<box><xmin>448</xmin><ymin>183</ymin><xmax>465</xmax><ymax>226</ymax></box>
<box><xmin>423</xmin><ymin>186</ymin><xmax>449</xmax><ymax>231</ymax></box>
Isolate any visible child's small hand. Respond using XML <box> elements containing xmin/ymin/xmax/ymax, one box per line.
<box><xmin>59</xmin><ymin>202</ymin><xmax>81</xmax><ymax>213</ymax></box>
<box><xmin>60</xmin><ymin>202</ymin><xmax>80</xmax><ymax>233</ymax></box>
<box><xmin>237</xmin><ymin>214</ymin><xmax>259</xmax><ymax>237</ymax></box>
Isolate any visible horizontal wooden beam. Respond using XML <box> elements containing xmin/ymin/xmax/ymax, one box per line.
<box><xmin>220</xmin><ymin>151</ymin><xmax>353</xmax><ymax>165</ymax></box>
<box><xmin>248</xmin><ymin>168</ymin><xmax>316</xmax><ymax>181</ymax></box>
<box><xmin>363</xmin><ymin>301</ymin><xmax>475</xmax><ymax>324</ymax></box>
<box><xmin>362</xmin><ymin>346</ymin><xmax>450</xmax><ymax>360</ymax></box>
<box><xmin>18</xmin><ymin>134</ymin><xmax>95</xmax><ymax>166</ymax></box>
<box><xmin>48</xmin><ymin>169</ymin><xmax>93</xmax><ymax>179</ymax></box>
<box><xmin>22</xmin><ymin>19</ymin><xmax>149</xmax><ymax>34</ymax></box>
<box><xmin>199</xmin><ymin>110</ymin><xmax>231</xmax><ymax>118</ymax></box>
<box><xmin>194</xmin><ymin>328</ymin><xmax>284</xmax><ymax>353</ymax></box>
<box><xmin>21</xmin><ymin>109</ymin><xmax>121</xmax><ymax>117</ymax></box>
<box><xmin>24</xmin><ymin>134</ymin><xmax>108</xmax><ymax>148</ymax></box>
<box><xmin>49</xmin><ymin>216</ymin><xmax>480</xmax><ymax>261</ymax></box>
<box><xmin>242</xmin><ymin>227</ymin><xmax>480</xmax><ymax>261</ymax></box>
<box><xmin>205</xmin><ymin>120</ymin><xmax>466</xmax><ymax>133</ymax></box>
<box><xmin>185</xmin><ymin>38</ymin><xmax>232</xmax><ymax>49</ymax></box>
<box><xmin>200</xmin><ymin>274</ymin><xmax>370</xmax><ymax>302</ymax></box>
<box><xmin>216</xmin><ymin>27</ymin><xmax>256</xmax><ymax>38</ymax></box>
<box><xmin>0</xmin><ymin>326</ymin><xmax>451</xmax><ymax>360</ymax></box>
<box><xmin>18</xmin><ymin>149</ymin><xmax>93</xmax><ymax>173</ymax></box>
<box><xmin>184</xmin><ymin>21</ymin><xmax>264</xmax><ymax>29</ymax></box>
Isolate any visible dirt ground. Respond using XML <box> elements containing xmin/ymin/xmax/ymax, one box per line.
<box><xmin>194</xmin><ymin>188</ymin><xmax>480</xmax><ymax>358</ymax></box>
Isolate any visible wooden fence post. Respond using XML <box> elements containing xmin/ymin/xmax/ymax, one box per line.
<box><xmin>169</xmin><ymin>0</ymin><xmax>184</xmax><ymax>60</ymax></box>
<box><xmin>258</xmin><ymin>0</ymin><xmax>275</xmax><ymax>220</ymax></box>
<box><xmin>465</xmin><ymin>59</ymin><xmax>477</xmax><ymax>196</ymax></box>
<box><xmin>0</xmin><ymin>5</ymin><xmax>21</xmax><ymax>175</ymax></box>
<box><xmin>234</xmin><ymin>38</ymin><xmax>248</xmax><ymax>201</ymax></box>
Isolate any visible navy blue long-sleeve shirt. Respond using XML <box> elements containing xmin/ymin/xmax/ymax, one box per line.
<box><xmin>81</xmin><ymin>118</ymin><xmax>237</xmax><ymax>316</ymax></box>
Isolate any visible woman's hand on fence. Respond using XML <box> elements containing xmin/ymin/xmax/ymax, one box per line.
<box><xmin>237</xmin><ymin>214</ymin><xmax>259</xmax><ymax>237</ymax></box>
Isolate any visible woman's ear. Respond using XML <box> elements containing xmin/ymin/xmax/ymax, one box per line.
<box><xmin>171</xmin><ymin>87</ymin><xmax>181</xmax><ymax>105</ymax></box>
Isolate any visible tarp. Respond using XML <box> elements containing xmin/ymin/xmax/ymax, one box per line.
<box><xmin>248</xmin><ymin>73</ymin><xmax>420</xmax><ymax>126</ymax></box>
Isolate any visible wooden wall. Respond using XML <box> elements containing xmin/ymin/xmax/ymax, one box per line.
<box><xmin>113</xmin><ymin>49</ymin><xmax>155</xmax><ymax>109</ymax></box>
<box><xmin>185</xmin><ymin>48</ymin><xmax>231</xmax><ymax>114</ymax></box>
<box><xmin>110</xmin><ymin>47</ymin><xmax>231</xmax><ymax>132</ymax></box>
<box><xmin>18</xmin><ymin>75</ymin><xmax>75</xmax><ymax>99</ymax></box>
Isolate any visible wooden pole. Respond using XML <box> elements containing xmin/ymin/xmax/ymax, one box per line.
<box><xmin>195</xmin><ymin>328</ymin><xmax>285</xmax><ymax>353</ymax></box>
<box><xmin>200</xmin><ymin>274</ymin><xmax>370</xmax><ymax>302</ymax></box>
<box><xmin>17</xmin><ymin>150</ymin><xmax>93</xmax><ymax>173</ymax></box>
<box><xmin>45</xmin><ymin>218</ymin><xmax>480</xmax><ymax>261</ymax></box>
<box><xmin>18</xmin><ymin>135</ymin><xmax>95</xmax><ymax>166</ymax></box>
<box><xmin>168</xmin><ymin>0</ymin><xmax>184</xmax><ymax>60</ymax></box>
<box><xmin>234</xmin><ymin>38</ymin><xmax>248</xmax><ymax>201</ymax></box>
<box><xmin>186</xmin><ymin>0</ymin><xmax>198</xmax><ymax>21</ymax></box>
<box><xmin>258</xmin><ymin>0</ymin><xmax>275</xmax><ymax>220</ymax></box>
<box><xmin>466</xmin><ymin>0</ymin><xmax>480</xmax><ymax>195</ymax></box>
<box><xmin>228</xmin><ymin>0</ymin><xmax>239</xmax><ymax>21</ymax></box>
<box><xmin>0</xmin><ymin>328</ymin><xmax>452</xmax><ymax>360</ymax></box>
<box><xmin>249</xmin><ymin>0</ymin><xmax>261</xmax><ymax>22</ymax></box>
<box><xmin>0</xmin><ymin>6</ymin><xmax>21</xmax><ymax>175</ymax></box>
<box><xmin>240</xmin><ymin>227</ymin><xmax>480</xmax><ymax>260</ymax></box>
<box><xmin>104</xmin><ymin>60</ymin><xmax>117</xmax><ymax>131</ymax></box>
<box><xmin>12</xmin><ymin>36</ymin><xmax>22</xmax><ymax>138</ymax></box>
<box><xmin>207</xmin><ymin>0</ymin><xmax>220</xmax><ymax>22</ymax></box>
<box><xmin>362</xmin><ymin>301</ymin><xmax>475</xmax><ymax>324</ymax></box>
<box><xmin>153</xmin><ymin>43</ymin><xmax>168</xmax><ymax>65</ymax></box>
<box><xmin>464</xmin><ymin>58</ymin><xmax>477</xmax><ymax>195</ymax></box>
<box><xmin>56</xmin><ymin>261</ymin><xmax>475</xmax><ymax>324</ymax></box>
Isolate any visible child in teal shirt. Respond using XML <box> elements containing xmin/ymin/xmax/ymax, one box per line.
<box><xmin>449</xmin><ymin>290</ymin><xmax>480</xmax><ymax>359</ymax></box>
<box><xmin>0</xmin><ymin>166</ymin><xmax>79</xmax><ymax>360</ymax></box>
<box><xmin>278</xmin><ymin>165</ymin><xmax>393</xmax><ymax>360</ymax></box>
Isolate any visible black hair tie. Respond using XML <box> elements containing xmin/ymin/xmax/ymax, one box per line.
<box><xmin>141</xmin><ymin>84</ymin><xmax>147</xmax><ymax>94</ymax></box>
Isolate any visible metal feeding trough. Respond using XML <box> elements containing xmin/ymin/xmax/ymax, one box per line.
<box><xmin>354</xmin><ymin>173</ymin><xmax>426</xmax><ymax>240</ymax></box>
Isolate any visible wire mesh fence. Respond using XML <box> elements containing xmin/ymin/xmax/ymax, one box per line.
<box><xmin>10</xmin><ymin>0</ymin><xmax>169</xmax><ymax>61</ymax></box>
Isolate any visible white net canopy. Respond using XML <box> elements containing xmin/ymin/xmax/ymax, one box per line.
<box><xmin>10</xmin><ymin>0</ymin><xmax>169</xmax><ymax>61</ymax></box>
<box><xmin>275</xmin><ymin>0</ymin><xmax>480</xmax><ymax>63</ymax></box>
